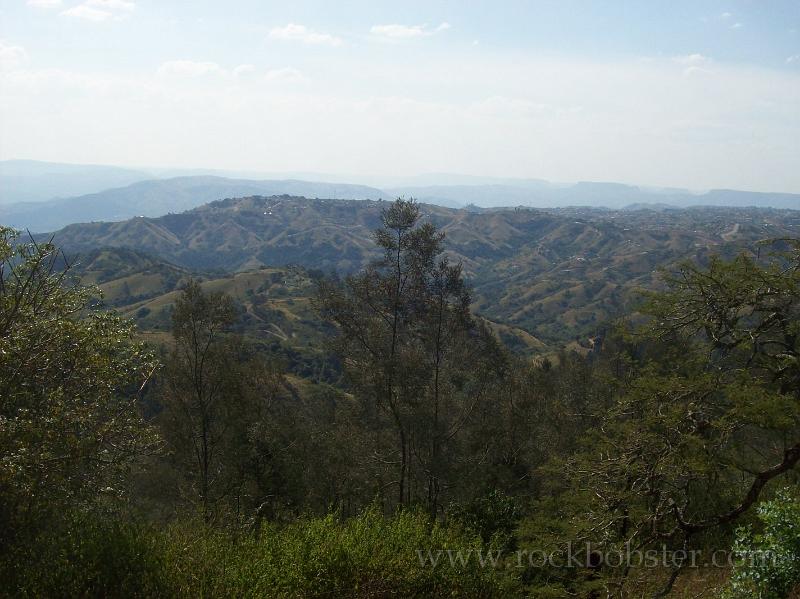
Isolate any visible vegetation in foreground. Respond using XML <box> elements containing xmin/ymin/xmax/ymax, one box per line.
<box><xmin>1</xmin><ymin>199</ymin><xmax>799</xmax><ymax>597</ymax></box>
<box><xmin>4</xmin><ymin>508</ymin><xmax>513</xmax><ymax>598</ymax></box>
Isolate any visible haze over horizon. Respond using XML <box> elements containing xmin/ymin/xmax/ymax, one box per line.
<box><xmin>2</xmin><ymin>157</ymin><xmax>796</xmax><ymax>196</ymax></box>
<box><xmin>1</xmin><ymin>0</ymin><xmax>799</xmax><ymax>193</ymax></box>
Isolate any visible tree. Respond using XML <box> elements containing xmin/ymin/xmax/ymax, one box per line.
<box><xmin>550</xmin><ymin>241</ymin><xmax>800</xmax><ymax>596</ymax></box>
<box><xmin>158</xmin><ymin>279</ymin><xmax>291</xmax><ymax>523</ymax></box>
<box><xmin>317</xmin><ymin>199</ymin><xmax>502</xmax><ymax>513</ymax></box>
<box><xmin>159</xmin><ymin>279</ymin><xmax>238</xmax><ymax>522</ymax></box>
<box><xmin>0</xmin><ymin>228</ymin><xmax>158</xmax><ymax>544</ymax></box>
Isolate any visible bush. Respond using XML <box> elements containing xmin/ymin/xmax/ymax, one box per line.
<box><xmin>448</xmin><ymin>490</ymin><xmax>520</xmax><ymax>551</ymax></box>
<box><xmin>2</xmin><ymin>508</ymin><xmax>515</xmax><ymax>598</ymax></box>
<box><xmin>163</xmin><ymin>507</ymin><xmax>513</xmax><ymax>597</ymax></box>
<box><xmin>723</xmin><ymin>488</ymin><xmax>800</xmax><ymax>599</ymax></box>
<box><xmin>2</xmin><ymin>513</ymin><xmax>167</xmax><ymax>598</ymax></box>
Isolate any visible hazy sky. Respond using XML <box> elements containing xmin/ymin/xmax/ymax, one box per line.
<box><xmin>1</xmin><ymin>0</ymin><xmax>799</xmax><ymax>192</ymax></box>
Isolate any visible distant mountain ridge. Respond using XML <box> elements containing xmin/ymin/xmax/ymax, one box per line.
<box><xmin>0</xmin><ymin>176</ymin><xmax>385</xmax><ymax>232</ymax></box>
<box><xmin>0</xmin><ymin>159</ymin><xmax>150</xmax><ymax>204</ymax></box>
<box><xmin>388</xmin><ymin>181</ymin><xmax>800</xmax><ymax>210</ymax></box>
<box><xmin>1</xmin><ymin>160</ymin><xmax>797</xmax><ymax>232</ymax></box>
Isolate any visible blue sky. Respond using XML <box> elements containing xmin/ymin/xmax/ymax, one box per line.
<box><xmin>1</xmin><ymin>0</ymin><xmax>799</xmax><ymax>191</ymax></box>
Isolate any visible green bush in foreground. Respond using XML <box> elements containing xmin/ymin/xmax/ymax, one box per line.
<box><xmin>723</xmin><ymin>488</ymin><xmax>800</xmax><ymax>599</ymax></box>
<box><xmin>3</xmin><ymin>508</ymin><xmax>515</xmax><ymax>598</ymax></box>
<box><xmin>2</xmin><ymin>514</ymin><xmax>167</xmax><ymax>598</ymax></box>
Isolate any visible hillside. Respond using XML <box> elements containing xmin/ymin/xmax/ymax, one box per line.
<box><xmin>70</xmin><ymin>248</ymin><xmax>545</xmax><ymax>381</ymax></box>
<box><xmin>469</xmin><ymin>206</ymin><xmax>797</xmax><ymax>342</ymax></box>
<box><xmin>1</xmin><ymin>176</ymin><xmax>385</xmax><ymax>232</ymax></box>
<box><xmin>50</xmin><ymin>197</ymin><xmax>800</xmax><ymax>347</ymax></box>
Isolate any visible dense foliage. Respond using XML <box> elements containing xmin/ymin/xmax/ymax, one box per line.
<box><xmin>1</xmin><ymin>206</ymin><xmax>799</xmax><ymax>597</ymax></box>
<box><xmin>5</xmin><ymin>508</ymin><xmax>512</xmax><ymax>598</ymax></box>
<box><xmin>0</xmin><ymin>227</ymin><xmax>158</xmax><ymax>549</ymax></box>
<box><xmin>724</xmin><ymin>488</ymin><xmax>800</xmax><ymax>599</ymax></box>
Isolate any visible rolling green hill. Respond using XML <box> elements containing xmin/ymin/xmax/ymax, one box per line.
<box><xmin>70</xmin><ymin>248</ymin><xmax>546</xmax><ymax>385</ymax></box>
<box><xmin>47</xmin><ymin>198</ymin><xmax>800</xmax><ymax>348</ymax></box>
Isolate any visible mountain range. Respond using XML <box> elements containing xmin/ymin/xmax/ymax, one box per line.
<box><xmin>46</xmin><ymin>195</ymin><xmax>800</xmax><ymax>349</ymax></box>
<box><xmin>1</xmin><ymin>160</ymin><xmax>798</xmax><ymax>232</ymax></box>
<box><xmin>1</xmin><ymin>176</ymin><xmax>383</xmax><ymax>232</ymax></box>
<box><xmin>385</xmin><ymin>182</ymin><xmax>800</xmax><ymax>210</ymax></box>
<box><xmin>0</xmin><ymin>159</ymin><xmax>150</xmax><ymax>204</ymax></box>
<box><xmin>4</xmin><ymin>160</ymin><xmax>799</xmax><ymax>353</ymax></box>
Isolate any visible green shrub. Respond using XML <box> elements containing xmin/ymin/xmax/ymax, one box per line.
<box><xmin>449</xmin><ymin>490</ymin><xmax>520</xmax><ymax>551</ymax></box>
<box><xmin>723</xmin><ymin>488</ymin><xmax>800</xmax><ymax>599</ymax></box>
<box><xmin>3</xmin><ymin>508</ymin><xmax>515</xmax><ymax>598</ymax></box>
<box><xmin>3</xmin><ymin>513</ymin><xmax>166</xmax><ymax>598</ymax></box>
<box><xmin>162</xmin><ymin>507</ymin><xmax>513</xmax><ymax>597</ymax></box>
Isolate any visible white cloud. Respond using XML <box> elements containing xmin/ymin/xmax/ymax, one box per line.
<box><xmin>720</xmin><ymin>12</ymin><xmax>732</xmax><ymax>19</ymax></box>
<box><xmin>264</xmin><ymin>67</ymin><xmax>307</xmax><ymax>84</ymax></box>
<box><xmin>787</xmin><ymin>55</ymin><xmax>800</xmax><ymax>64</ymax></box>
<box><xmin>156</xmin><ymin>61</ymin><xmax>305</xmax><ymax>84</ymax></box>
<box><xmin>155</xmin><ymin>61</ymin><xmax>306</xmax><ymax>85</ymax></box>
<box><xmin>157</xmin><ymin>60</ymin><xmax>223</xmax><ymax>77</ymax></box>
<box><xmin>27</xmin><ymin>0</ymin><xmax>62</xmax><ymax>7</ymax></box>
<box><xmin>672</xmin><ymin>55</ymin><xmax>714</xmax><ymax>76</ymax></box>
<box><xmin>682</xmin><ymin>65</ymin><xmax>713</xmax><ymax>78</ymax></box>
<box><xmin>61</xmin><ymin>0</ymin><xmax>135</xmax><ymax>22</ymax></box>
<box><xmin>673</xmin><ymin>54</ymin><xmax>710</xmax><ymax>65</ymax></box>
<box><xmin>0</xmin><ymin>42</ymin><xmax>28</xmax><ymax>71</ymax></box>
<box><xmin>91</xmin><ymin>0</ymin><xmax>135</xmax><ymax>9</ymax></box>
<box><xmin>472</xmin><ymin>95</ymin><xmax>582</xmax><ymax>119</ymax></box>
<box><xmin>370</xmin><ymin>22</ymin><xmax>451</xmax><ymax>40</ymax></box>
<box><xmin>233</xmin><ymin>64</ymin><xmax>256</xmax><ymax>77</ymax></box>
<box><xmin>731</xmin><ymin>22</ymin><xmax>743</xmax><ymax>29</ymax></box>
<box><xmin>268</xmin><ymin>23</ymin><xmax>342</xmax><ymax>46</ymax></box>
<box><xmin>61</xmin><ymin>5</ymin><xmax>111</xmax><ymax>21</ymax></box>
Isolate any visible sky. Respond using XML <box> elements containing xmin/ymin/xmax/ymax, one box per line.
<box><xmin>1</xmin><ymin>0</ymin><xmax>799</xmax><ymax>192</ymax></box>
